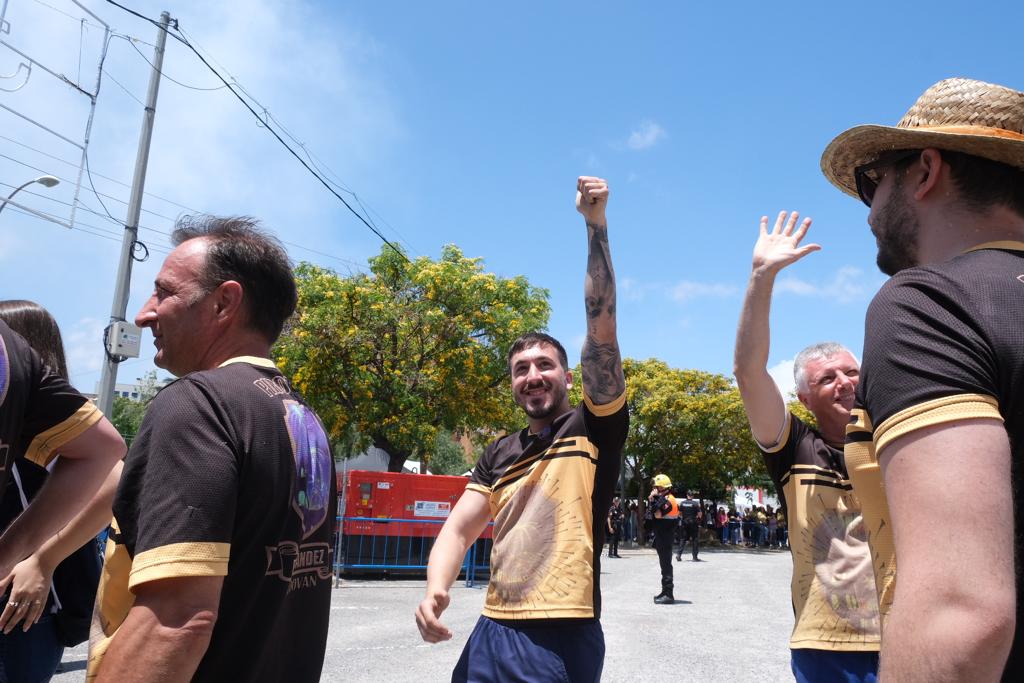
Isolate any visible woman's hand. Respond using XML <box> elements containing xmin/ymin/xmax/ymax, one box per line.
<box><xmin>0</xmin><ymin>553</ymin><xmax>53</xmax><ymax>633</ymax></box>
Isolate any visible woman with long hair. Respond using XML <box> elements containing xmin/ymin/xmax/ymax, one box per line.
<box><xmin>0</xmin><ymin>300</ymin><xmax>124</xmax><ymax>683</ymax></box>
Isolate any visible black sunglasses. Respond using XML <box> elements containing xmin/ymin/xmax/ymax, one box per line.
<box><xmin>853</xmin><ymin>149</ymin><xmax>921</xmax><ymax>207</ymax></box>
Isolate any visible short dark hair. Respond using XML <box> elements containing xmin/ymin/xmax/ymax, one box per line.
<box><xmin>942</xmin><ymin>151</ymin><xmax>1024</xmax><ymax>218</ymax></box>
<box><xmin>172</xmin><ymin>215</ymin><xmax>297</xmax><ymax>343</ymax></box>
<box><xmin>0</xmin><ymin>300</ymin><xmax>69</xmax><ymax>380</ymax></box>
<box><xmin>506</xmin><ymin>332</ymin><xmax>569</xmax><ymax>373</ymax></box>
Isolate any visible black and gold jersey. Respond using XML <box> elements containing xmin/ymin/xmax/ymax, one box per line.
<box><xmin>760</xmin><ymin>414</ymin><xmax>880</xmax><ymax>651</ymax></box>
<box><xmin>846</xmin><ymin>242</ymin><xmax>1024</xmax><ymax>674</ymax></box>
<box><xmin>467</xmin><ymin>392</ymin><xmax>627</xmax><ymax>621</ymax></box>
<box><xmin>0</xmin><ymin>320</ymin><xmax>100</xmax><ymax>504</ymax></box>
<box><xmin>88</xmin><ymin>357</ymin><xmax>336</xmax><ymax>683</ymax></box>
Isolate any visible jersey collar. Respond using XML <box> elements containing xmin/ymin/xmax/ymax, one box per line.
<box><xmin>218</xmin><ymin>356</ymin><xmax>277</xmax><ymax>369</ymax></box>
<box><xmin>963</xmin><ymin>240</ymin><xmax>1024</xmax><ymax>254</ymax></box>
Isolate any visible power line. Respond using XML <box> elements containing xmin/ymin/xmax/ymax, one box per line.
<box><xmin>100</xmin><ymin>0</ymin><xmax>412</xmax><ymax>263</ymax></box>
<box><xmin>175</xmin><ymin>31</ymin><xmax>410</xmax><ymax>262</ymax></box>
<box><xmin>2</xmin><ymin>149</ymin><xmax>368</xmax><ymax>271</ymax></box>
<box><xmin>122</xmin><ymin>36</ymin><xmax>226</xmax><ymax>92</ymax></box>
<box><xmin>29</xmin><ymin>0</ymin><xmax>106</xmax><ymax>29</ymax></box>
<box><xmin>0</xmin><ymin>180</ymin><xmax>175</xmax><ymax>247</ymax></box>
<box><xmin>0</xmin><ymin>134</ymin><xmax>203</xmax><ymax>214</ymax></box>
<box><xmin>100</xmin><ymin>67</ymin><xmax>146</xmax><ymax>106</ymax></box>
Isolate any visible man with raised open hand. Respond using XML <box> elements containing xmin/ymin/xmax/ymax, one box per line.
<box><xmin>734</xmin><ymin>211</ymin><xmax>880</xmax><ymax>682</ymax></box>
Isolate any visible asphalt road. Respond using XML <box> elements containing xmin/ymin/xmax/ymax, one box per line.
<box><xmin>54</xmin><ymin>546</ymin><xmax>794</xmax><ymax>682</ymax></box>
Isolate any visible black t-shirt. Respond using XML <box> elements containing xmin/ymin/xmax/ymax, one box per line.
<box><xmin>679</xmin><ymin>498</ymin><xmax>700</xmax><ymax>523</ymax></box>
<box><xmin>0</xmin><ymin>320</ymin><xmax>100</xmax><ymax>504</ymax></box>
<box><xmin>88</xmin><ymin>358</ymin><xmax>337</xmax><ymax>683</ymax></box>
<box><xmin>608</xmin><ymin>504</ymin><xmax>623</xmax><ymax>526</ymax></box>
<box><xmin>467</xmin><ymin>392</ymin><xmax>628</xmax><ymax>621</ymax></box>
<box><xmin>846</xmin><ymin>243</ymin><xmax>1024</xmax><ymax>679</ymax></box>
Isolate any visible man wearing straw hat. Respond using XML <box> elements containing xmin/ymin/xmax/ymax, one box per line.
<box><xmin>822</xmin><ymin>77</ymin><xmax>1024</xmax><ymax>680</ymax></box>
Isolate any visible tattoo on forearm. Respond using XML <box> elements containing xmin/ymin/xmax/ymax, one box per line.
<box><xmin>582</xmin><ymin>221</ymin><xmax>624</xmax><ymax>403</ymax></box>
<box><xmin>582</xmin><ymin>340</ymin><xmax>625</xmax><ymax>404</ymax></box>
<box><xmin>585</xmin><ymin>223</ymin><xmax>615</xmax><ymax>327</ymax></box>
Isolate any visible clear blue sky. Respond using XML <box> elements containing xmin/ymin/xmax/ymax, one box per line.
<box><xmin>2</xmin><ymin>0</ymin><xmax>1022</xmax><ymax>399</ymax></box>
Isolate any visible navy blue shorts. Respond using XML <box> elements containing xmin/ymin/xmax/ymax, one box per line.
<box><xmin>791</xmin><ymin>649</ymin><xmax>879</xmax><ymax>683</ymax></box>
<box><xmin>453</xmin><ymin>616</ymin><xmax>605</xmax><ymax>683</ymax></box>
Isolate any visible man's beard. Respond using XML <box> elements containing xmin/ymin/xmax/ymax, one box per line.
<box><xmin>873</xmin><ymin>176</ymin><xmax>920</xmax><ymax>276</ymax></box>
<box><xmin>517</xmin><ymin>382</ymin><xmax>567</xmax><ymax>420</ymax></box>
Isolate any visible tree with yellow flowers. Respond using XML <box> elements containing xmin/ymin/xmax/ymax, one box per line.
<box><xmin>275</xmin><ymin>244</ymin><xmax>550</xmax><ymax>472</ymax></box>
<box><xmin>623</xmin><ymin>358</ymin><xmax>769</xmax><ymax>508</ymax></box>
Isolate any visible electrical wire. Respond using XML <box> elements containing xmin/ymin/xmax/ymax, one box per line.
<box><xmin>100</xmin><ymin>0</ymin><xmax>411</xmax><ymax>263</ymax></box>
<box><xmin>29</xmin><ymin>0</ymin><xmax>105</xmax><ymax>29</ymax></box>
<box><xmin>99</xmin><ymin>67</ymin><xmax>146</xmax><ymax>106</ymax></box>
<box><xmin>0</xmin><ymin>180</ymin><xmax>174</xmax><ymax>246</ymax></box>
<box><xmin>0</xmin><ymin>134</ymin><xmax>204</xmax><ymax>214</ymax></box>
<box><xmin>2</xmin><ymin>150</ymin><xmax>368</xmax><ymax>270</ymax></box>
<box><xmin>122</xmin><ymin>37</ymin><xmax>226</xmax><ymax>91</ymax></box>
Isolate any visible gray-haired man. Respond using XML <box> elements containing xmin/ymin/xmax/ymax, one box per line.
<box><xmin>733</xmin><ymin>211</ymin><xmax>879</xmax><ymax>682</ymax></box>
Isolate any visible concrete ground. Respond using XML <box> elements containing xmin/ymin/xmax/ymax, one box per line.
<box><xmin>54</xmin><ymin>546</ymin><xmax>794</xmax><ymax>682</ymax></box>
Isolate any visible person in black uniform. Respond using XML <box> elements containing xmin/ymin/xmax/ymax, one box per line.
<box><xmin>648</xmin><ymin>474</ymin><xmax>678</xmax><ymax>604</ymax></box>
<box><xmin>675</xmin><ymin>490</ymin><xmax>702</xmax><ymax>562</ymax></box>
<box><xmin>607</xmin><ymin>496</ymin><xmax>623</xmax><ymax>558</ymax></box>
<box><xmin>822</xmin><ymin>77</ymin><xmax>1024</xmax><ymax>681</ymax></box>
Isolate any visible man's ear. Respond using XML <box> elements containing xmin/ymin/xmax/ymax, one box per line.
<box><xmin>796</xmin><ymin>391</ymin><xmax>810</xmax><ymax>410</ymax></box>
<box><xmin>911</xmin><ymin>148</ymin><xmax>945</xmax><ymax>201</ymax></box>
<box><xmin>213</xmin><ymin>280</ymin><xmax>244</xmax><ymax>321</ymax></box>
<box><xmin>565</xmin><ymin>369</ymin><xmax>574</xmax><ymax>388</ymax></box>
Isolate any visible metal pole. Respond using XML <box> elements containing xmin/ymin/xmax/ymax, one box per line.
<box><xmin>96</xmin><ymin>11</ymin><xmax>170</xmax><ymax>417</ymax></box>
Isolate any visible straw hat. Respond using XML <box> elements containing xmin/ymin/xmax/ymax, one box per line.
<box><xmin>821</xmin><ymin>78</ymin><xmax>1024</xmax><ymax>198</ymax></box>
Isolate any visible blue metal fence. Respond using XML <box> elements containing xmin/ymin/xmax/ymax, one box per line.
<box><xmin>333</xmin><ymin>516</ymin><xmax>492</xmax><ymax>587</ymax></box>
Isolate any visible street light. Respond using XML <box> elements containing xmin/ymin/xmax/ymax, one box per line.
<box><xmin>0</xmin><ymin>175</ymin><xmax>60</xmax><ymax>216</ymax></box>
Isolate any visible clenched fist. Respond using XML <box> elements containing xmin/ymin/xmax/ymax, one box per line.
<box><xmin>576</xmin><ymin>176</ymin><xmax>609</xmax><ymax>225</ymax></box>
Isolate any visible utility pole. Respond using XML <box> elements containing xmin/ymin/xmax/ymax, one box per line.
<box><xmin>96</xmin><ymin>11</ymin><xmax>171</xmax><ymax>417</ymax></box>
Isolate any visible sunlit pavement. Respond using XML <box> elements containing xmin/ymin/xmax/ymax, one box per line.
<box><xmin>54</xmin><ymin>545</ymin><xmax>794</xmax><ymax>682</ymax></box>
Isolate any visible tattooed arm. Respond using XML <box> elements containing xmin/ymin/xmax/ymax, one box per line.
<box><xmin>576</xmin><ymin>176</ymin><xmax>625</xmax><ymax>405</ymax></box>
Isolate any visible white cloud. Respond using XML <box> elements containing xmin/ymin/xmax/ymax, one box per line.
<box><xmin>671</xmin><ymin>280</ymin><xmax>739</xmax><ymax>302</ymax></box>
<box><xmin>626</xmin><ymin>120</ymin><xmax>666</xmax><ymax>150</ymax></box>
<box><xmin>767</xmin><ymin>359</ymin><xmax>797</xmax><ymax>400</ymax></box>
<box><xmin>776</xmin><ymin>266</ymin><xmax>871</xmax><ymax>304</ymax></box>
<box><xmin>64</xmin><ymin>316</ymin><xmax>107</xmax><ymax>380</ymax></box>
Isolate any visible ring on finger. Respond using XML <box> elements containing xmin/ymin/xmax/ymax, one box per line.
<box><xmin>7</xmin><ymin>601</ymin><xmax>17</xmax><ymax>608</ymax></box>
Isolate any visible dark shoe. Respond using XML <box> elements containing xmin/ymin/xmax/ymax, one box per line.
<box><xmin>693</xmin><ymin>557</ymin><xmax>701</xmax><ymax>561</ymax></box>
<box><xmin>613</xmin><ymin>553</ymin><xmax>622</xmax><ymax>558</ymax></box>
<box><xmin>674</xmin><ymin>554</ymin><xmax>682</xmax><ymax>561</ymax></box>
<box><xmin>654</xmin><ymin>593</ymin><xmax>674</xmax><ymax>605</ymax></box>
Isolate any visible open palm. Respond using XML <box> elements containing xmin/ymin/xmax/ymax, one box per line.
<box><xmin>752</xmin><ymin>210</ymin><xmax>820</xmax><ymax>272</ymax></box>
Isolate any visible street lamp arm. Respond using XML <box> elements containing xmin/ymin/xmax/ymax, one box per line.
<box><xmin>0</xmin><ymin>175</ymin><xmax>60</xmax><ymax>216</ymax></box>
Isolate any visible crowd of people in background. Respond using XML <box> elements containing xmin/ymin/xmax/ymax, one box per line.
<box><xmin>606</xmin><ymin>497</ymin><xmax>788</xmax><ymax>552</ymax></box>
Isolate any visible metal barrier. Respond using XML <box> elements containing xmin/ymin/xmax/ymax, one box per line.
<box><xmin>334</xmin><ymin>516</ymin><xmax>492</xmax><ymax>588</ymax></box>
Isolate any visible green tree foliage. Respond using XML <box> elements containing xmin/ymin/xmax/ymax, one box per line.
<box><xmin>109</xmin><ymin>371</ymin><xmax>162</xmax><ymax>445</ymax></box>
<box><xmin>623</xmin><ymin>358</ymin><xmax>764</xmax><ymax>505</ymax></box>
<box><xmin>275</xmin><ymin>244</ymin><xmax>550</xmax><ymax>472</ymax></box>
<box><xmin>429</xmin><ymin>430</ymin><xmax>470</xmax><ymax>476</ymax></box>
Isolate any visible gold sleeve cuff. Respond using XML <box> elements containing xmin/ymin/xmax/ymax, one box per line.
<box><xmin>25</xmin><ymin>403</ymin><xmax>103</xmax><ymax>467</ymax></box>
<box><xmin>465</xmin><ymin>483</ymin><xmax>491</xmax><ymax>496</ymax></box>
<box><xmin>582</xmin><ymin>389</ymin><xmax>626</xmax><ymax>417</ymax></box>
<box><xmin>757</xmin><ymin>411</ymin><xmax>793</xmax><ymax>454</ymax></box>
<box><xmin>128</xmin><ymin>542</ymin><xmax>230</xmax><ymax>590</ymax></box>
<box><xmin>875</xmin><ymin>393</ymin><xmax>1002</xmax><ymax>455</ymax></box>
